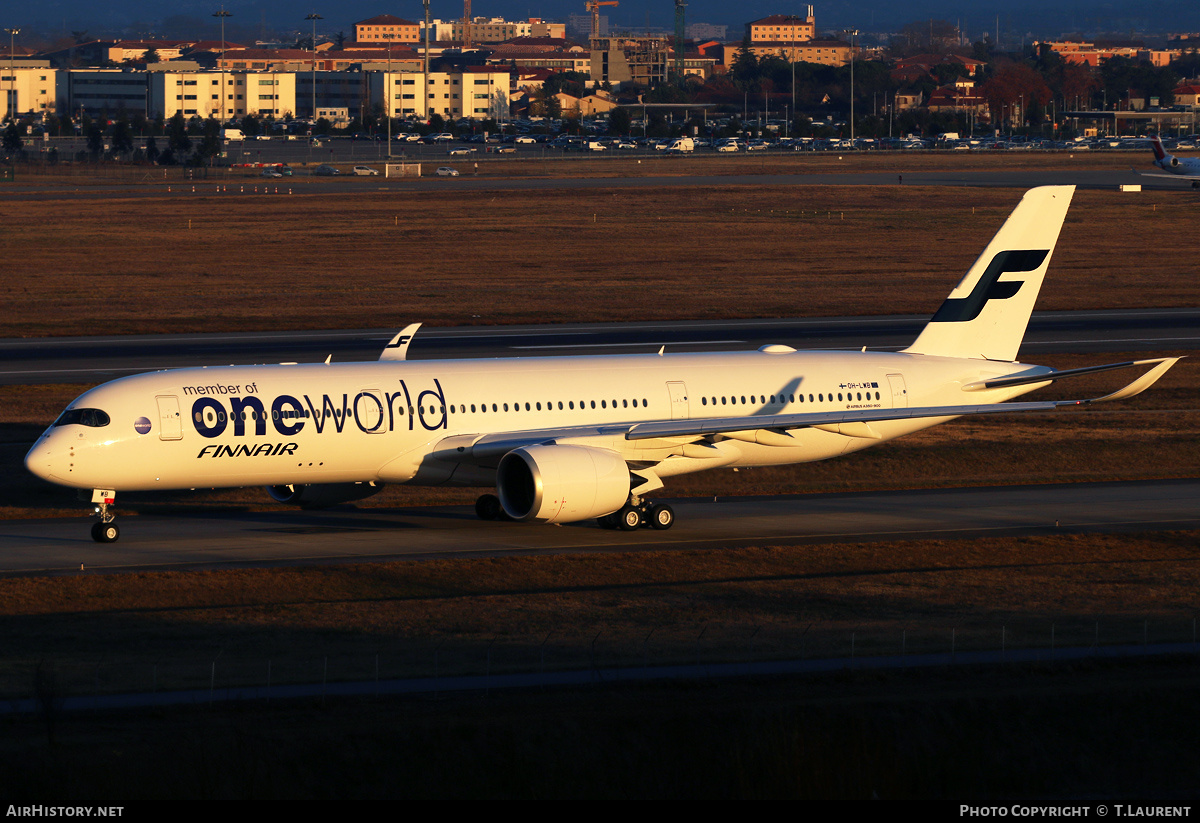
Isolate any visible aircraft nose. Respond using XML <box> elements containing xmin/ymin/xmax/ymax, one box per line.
<box><xmin>25</xmin><ymin>429</ymin><xmax>66</xmax><ymax>484</ymax></box>
<box><xmin>25</xmin><ymin>436</ymin><xmax>55</xmax><ymax>482</ymax></box>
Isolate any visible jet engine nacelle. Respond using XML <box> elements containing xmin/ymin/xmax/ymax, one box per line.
<box><xmin>266</xmin><ymin>481</ymin><xmax>384</xmax><ymax>509</ymax></box>
<box><xmin>1170</xmin><ymin>156</ymin><xmax>1181</xmax><ymax>168</ymax></box>
<box><xmin>496</xmin><ymin>445</ymin><xmax>630</xmax><ymax>524</ymax></box>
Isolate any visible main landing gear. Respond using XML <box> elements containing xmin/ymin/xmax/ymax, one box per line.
<box><xmin>89</xmin><ymin>490</ymin><xmax>120</xmax><ymax>543</ymax></box>
<box><xmin>473</xmin><ymin>493</ymin><xmax>675</xmax><ymax>531</ymax></box>
<box><xmin>596</xmin><ymin>497</ymin><xmax>674</xmax><ymax>531</ymax></box>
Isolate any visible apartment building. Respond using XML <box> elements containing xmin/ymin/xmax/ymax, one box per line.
<box><xmin>746</xmin><ymin>10</ymin><xmax>816</xmax><ymax>44</ymax></box>
<box><xmin>368</xmin><ymin>66</ymin><xmax>513</xmax><ymax>119</ymax></box>
<box><xmin>2</xmin><ymin>61</ymin><xmax>57</xmax><ymax>120</ymax></box>
<box><xmin>354</xmin><ymin>15</ymin><xmax>421</xmax><ymax>45</ymax></box>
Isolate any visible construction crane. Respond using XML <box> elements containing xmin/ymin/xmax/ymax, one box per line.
<box><xmin>586</xmin><ymin>0</ymin><xmax>618</xmax><ymax>44</ymax></box>
<box><xmin>461</xmin><ymin>0</ymin><xmax>472</xmax><ymax>48</ymax></box>
<box><xmin>673</xmin><ymin>0</ymin><xmax>686</xmax><ymax>79</ymax></box>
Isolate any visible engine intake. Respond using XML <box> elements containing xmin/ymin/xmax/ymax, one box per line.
<box><xmin>266</xmin><ymin>481</ymin><xmax>384</xmax><ymax>509</ymax></box>
<box><xmin>497</xmin><ymin>445</ymin><xmax>630</xmax><ymax>524</ymax></box>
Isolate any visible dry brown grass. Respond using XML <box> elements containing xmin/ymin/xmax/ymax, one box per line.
<box><xmin>1</xmin><ymin>183</ymin><xmax>1197</xmax><ymax>337</ymax></box>
<box><xmin>0</xmin><ymin>530</ymin><xmax>1196</xmax><ymax>698</ymax></box>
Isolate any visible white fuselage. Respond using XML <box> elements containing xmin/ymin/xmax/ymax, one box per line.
<box><xmin>26</xmin><ymin>348</ymin><xmax>1037</xmax><ymax>494</ymax></box>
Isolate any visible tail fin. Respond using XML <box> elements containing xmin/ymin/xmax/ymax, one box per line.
<box><xmin>1150</xmin><ymin>134</ymin><xmax>1168</xmax><ymax>163</ymax></box>
<box><xmin>904</xmin><ymin>186</ymin><xmax>1074</xmax><ymax>362</ymax></box>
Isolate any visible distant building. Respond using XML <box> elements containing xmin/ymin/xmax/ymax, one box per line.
<box><xmin>894</xmin><ymin>53</ymin><xmax>986</xmax><ymax>79</ymax></box>
<box><xmin>2</xmin><ymin>61</ymin><xmax>56</xmax><ymax>120</ymax></box>
<box><xmin>745</xmin><ymin>10</ymin><xmax>816</xmax><ymax>44</ymax></box>
<box><xmin>591</xmin><ymin>36</ymin><xmax>670</xmax><ymax>86</ymax></box>
<box><xmin>367</xmin><ymin>65</ymin><xmax>513</xmax><ymax>119</ymax></box>
<box><xmin>422</xmin><ymin>17</ymin><xmax>564</xmax><ymax>45</ymax></box>
<box><xmin>925</xmin><ymin>80</ymin><xmax>988</xmax><ymax>118</ymax></box>
<box><xmin>722</xmin><ymin>38</ymin><xmax>852</xmax><ymax>68</ymax></box>
<box><xmin>354</xmin><ymin>15</ymin><xmax>420</xmax><ymax>45</ymax></box>
<box><xmin>566</xmin><ymin>14</ymin><xmax>604</xmax><ymax>42</ymax></box>
<box><xmin>1173</xmin><ymin>84</ymin><xmax>1200</xmax><ymax>107</ymax></box>
<box><xmin>686</xmin><ymin>23</ymin><xmax>728</xmax><ymax>41</ymax></box>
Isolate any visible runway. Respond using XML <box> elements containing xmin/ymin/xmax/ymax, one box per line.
<box><xmin>3</xmin><ymin>479</ymin><xmax>1197</xmax><ymax>575</ymax></box>
<box><xmin>2</xmin><ymin>308</ymin><xmax>1196</xmax><ymax>385</ymax></box>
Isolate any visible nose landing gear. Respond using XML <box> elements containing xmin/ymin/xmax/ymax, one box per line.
<box><xmin>89</xmin><ymin>490</ymin><xmax>120</xmax><ymax>543</ymax></box>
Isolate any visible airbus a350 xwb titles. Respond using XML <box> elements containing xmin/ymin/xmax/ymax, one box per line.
<box><xmin>26</xmin><ymin>186</ymin><xmax>1178</xmax><ymax>542</ymax></box>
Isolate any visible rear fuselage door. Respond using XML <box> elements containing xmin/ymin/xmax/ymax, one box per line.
<box><xmin>667</xmin><ymin>381</ymin><xmax>689</xmax><ymax>420</ymax></box>
<box><xmin>886</xmin><ymin>374</ymin><xmax>908</xmax><ymax>408</ymax></box>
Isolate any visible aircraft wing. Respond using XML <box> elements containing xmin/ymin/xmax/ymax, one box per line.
<box><xmin>626</xmin><ymin>357</ymin><xmax>1179</xmax><ymax>442</ymax></box>
<box><xmin>1133</xmin><ymin>169</ymin><xmax>1200</xmax><ymax>181</ymax></box>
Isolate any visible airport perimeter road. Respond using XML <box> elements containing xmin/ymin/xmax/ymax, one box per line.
<box><xmin>1</xmin><ymin>308</ymin><xmax>1196</xmax><ymax>385</ymax></box>
<box><xmin>2</xmin><ymin>479</ymin><xmax>1198</xmax><ymax>575</ymax></box>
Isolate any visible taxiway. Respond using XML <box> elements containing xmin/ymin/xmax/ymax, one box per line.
<box><xmin>3</xmin><ymin>479</ymin><xmax>1197</xmax><ymax>575</ymax></box>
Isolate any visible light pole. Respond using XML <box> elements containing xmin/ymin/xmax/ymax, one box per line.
<box><xmin>790</xmin><ymin>18</ymin><xmax>795</xmax><ymax>115</ymax></box>
<box><xmin>423</xmin><ymin>0</ymin><xmax>430</xmax><ymax>125</ymax></box>
<box><xmin>212</xmin><ymin>8</ymin><xmax>231</xmax><ymax>122</ymax></box>
<box><xmin>4</xmin><ymin>27</ymin><xmax>19</xmax><ymax>124</ymax></box>
<box><xmin>306</xmin><ymin>12</ymin><xmax>322</xmax><ymax>125</ymax></box>
<box><xmin>847</xmin><ymin>29</ymin><xmax>857</xmax><ymax>143</ymax></box>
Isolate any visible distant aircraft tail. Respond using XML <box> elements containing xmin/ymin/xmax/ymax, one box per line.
<box><xmin>904</xmin><ymin>185</ymin><xmax>1075</xmax><ymax>362</ymax></box>
<box><xmin>1150</xmin><ymin>134</ymin><xmax>1168</xmax><ymax>164</ymax></box>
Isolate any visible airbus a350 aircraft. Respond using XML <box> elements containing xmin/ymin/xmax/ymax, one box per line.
<box><xmin>26</xmin><ymin>186</ymin><xmax>1178</xmax><ymax>543</ymax></box>
<box><xmin>1140</xmin><ymin>134</ymin><xmax>1200</xmax><ymax>186</ymax></box>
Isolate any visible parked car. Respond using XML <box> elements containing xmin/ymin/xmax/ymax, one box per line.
<box><xmin>313</xmin><ymin>164</ymin><xmax>340</xmax><ymax>176</ymax></box>
<box><xmin>353</xmin><ymin>166</ymin><xmax>379</xmax><ymax>176</ymax></box>
<box><xmin>514</xmin><ymin>135</ymin><xmax>538</xmax><ymax>144</ymax></box>
<box><xmin>260</xmin><ymin>168</ymin><xmax>283</xmax><ymax>178</ymax></box>
<box><xmin>435</xmin><ymin>166</ymin><xmax>460</xmax><ymax>177</ymax></box>
<box><xmin>447</xmin><ymin>147</ymin><xmax>473</xmax><ymax>156</ymax></box>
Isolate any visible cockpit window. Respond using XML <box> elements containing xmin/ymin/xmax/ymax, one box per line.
<box><xmin>53</xmin><ymin>408</ymin><xmax>111</xmax><ymax>428</ymax></box>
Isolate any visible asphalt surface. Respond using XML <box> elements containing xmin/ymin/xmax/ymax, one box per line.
<box><xmin>2</xmin><ymin>164</ymin><xmax>1194</xmax><ymax>201</ymax></box>
<box><xmin>3</xmin><ymin>479</ymin><xmax>1197</xmax><ymax>575</ymax></box>
<box><xmin>2</xmin><ymin>308</ymin><xmax>1197</xmax><ymax>386</ymax></box>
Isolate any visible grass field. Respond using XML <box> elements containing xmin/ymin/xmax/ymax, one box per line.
<box><xmin>1</xmin><ymin>179</ymin><xmax>1197</xmax><ymax>337</ymax></box>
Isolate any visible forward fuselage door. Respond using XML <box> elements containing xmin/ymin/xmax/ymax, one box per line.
<box><xmin>155</xmin><ymin>395</ymin><xmax>183</xmax><ymax>440</ymax></box>
<box><xmin>886</xmin><ymin>374</ymin><xmax>908</xmax><ymax>408</ymax></box>
<box><xmin>667</xmin><ymin>381</ymin><xmax>689</xmax><ymax>420</ymax></box>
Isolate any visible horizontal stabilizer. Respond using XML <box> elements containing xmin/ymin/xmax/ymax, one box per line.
<box><xmin>961</xmin><ymin>357</ymin><xmax>1181</xmax><ymax>392</ymax></box>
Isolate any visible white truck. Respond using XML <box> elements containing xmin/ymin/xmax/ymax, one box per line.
<box><xmin>666</xmin><ymin>137</ymin><xmax>695</xmax><ymax>153</ymax></box>
<box><xmin>221</xmin><ymin>128</ymin><xmax>245</xmax><ymax>141</ymax></box>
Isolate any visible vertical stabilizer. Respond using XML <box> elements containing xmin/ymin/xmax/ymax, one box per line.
<box><xmin>904</xmin><ymin>185</ymin><xmax>1074</xmax><ymax>361</ymax></box>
